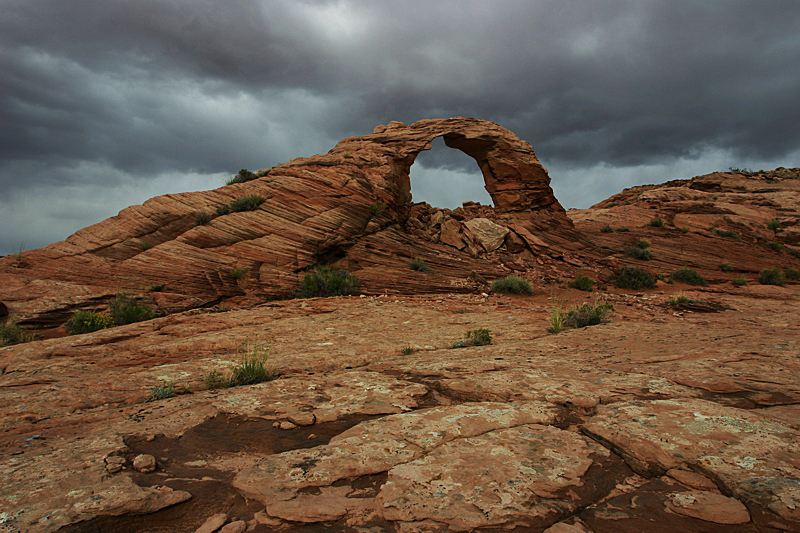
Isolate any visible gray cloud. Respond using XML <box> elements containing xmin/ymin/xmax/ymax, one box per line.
<box><xmin>2</xmin><ymin>0</ymin><xmax>800</xmax><ymax>254</ymax></box>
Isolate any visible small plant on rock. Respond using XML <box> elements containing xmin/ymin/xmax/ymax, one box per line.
<box><xmin>615</xmin><ymin>227</ymin><xmax>629</xmax><ymax>232</ymax></box>
<box><xmin>294</xmin><ymin>265</ymin><xmax>360</xmax><ymax>298</ymax></box>
<box><xmin>138</xmin><ymin>241</ymin><xmax>153</xmax><ymax>251</ymax></box>
<box><xmin>615</xmin><ymin>267</ymin><xmax>656</xmax><ymax>290</ymax></box>
<box><xmin>625</xmin><ymin>247</ymin><xmax>653</xmax><ymax>260</ymax></box>
<box><xmin>226</xmin><ymin>169</ymin><xmax>259</xmax><ymax>185</ymax></box>
<box><xmin>670</xmin><ymin>267</ymin><xmax>708</xmax><ymax>286</ymax></box>
<box><xmin>767</xmin><ymin>218</ymin><xmax>781</xmax><ymax>232</ymax></box>
<box><xmin>401</xmin><ymin>346</ymin><xmax>414</xmax><ymax>355</ymax></box>
<box><xmin>637</xmin><ymin>238</ymin><xmax>651</xmax><ymax>249</ymax></box>
<box><xmin>195</xmin><ymin>211</ymin><xmax>212</xmax><ymax>226</ymax></box>
<box><xmin>719</xmin><ymin>262</ymin><xmax>734</xmax><ymax>272</ymax></box>
<box><xmin>562</xmin><ymin>301</ymin><xmax>614</xmax><ymax>329</ymax></box>
<box><xmin>110</xmin><ymin>294</ymin><xmax>156</xmax><ymax>325</ymax></box>
<box><xmin>230</xmin><ymin>266</ymin><xmax>248</xmax><ymax>280</ymax></box>
<box><xmin>369</xmin><ymin>200</ymin><xmax>386</xmax><ymax>216</ymax></box>
<box><xmin>767</xmin><ymin>241</ymin><xmax>784</xmax><ymax>252</ymax></box>
<box><xmin>150</xmin><ymin>381</ymin><xmax>175</xmax><ymax>400</ymax></box>
<box><xmin>215</xmin><ymin>205</ymin><xmax>230</xmax><ymax>216</ymax></box>
<box><xmin>648</xmin><ymin>217</ymin><xmax>666</xmax><ymax>228</ymax></box>
<box><xmin>785</xmin><ymin>268</ymin><xmax>800</xmax><ymax>281</ymax></box>
<box><xmin>568</xmin><ymin>274</ymin><xmax>595</xmax><ymax>292</ymax></box>
<box><xmin>65</xmin><ymin>311</ymin><xmax>115</xmax><ymax>335</ymax></box>
<box><xmin>732</xmin><ymin>276</ymin><xmax>748</xmax><ymax>287</ymax></box>
<box><xmin>788</xmin><ymin>248</ymin><xmax>800</xmax><ymax>259</ymax></box>
<box><xmin>452</xmin><ymin>329</ymin><xmax>492</xmax><ymax>348</ymax></box>
<box><xmin>669</xmin><ymin>293</ymin><xmax>689</xmax><ymax>306</ymax></box>
<box><xmin>758</xmin><ymin>268</ymin><xmax>785</xmax><ymax>286</ymax></box>
<box><xmin>0</xmin><ymin>319</ymin><xmax>34</xmax><ymax>347</ymax></box>
<box><xmin>711</xmin><ymin>228</ymin><xmax>740</xmax><ymax>240</ymax></box>
<box><xmin>491</xmin><ymin>275</ymin><xmax>533</xmax><ymax>295</ymax></box>
<box><xmin>600</xmin><ymin>225</ymin><xmax>613</xmax><ymax>233</ymax></box>
<box><xmin>229</xmin><ymin>194</ymin><xmax>266</xmax><ymax>213</ymax></box>
<box><xmin>204</xmin><ymin>370</ymin><xmax>228</xmax><ymax>390</ymax></box>
<box><xmin>410</xmin><ymin>258</ymin><xmax>429</xmax><ymax>272</ymax></box>
<box><xmin>547</xmin><ymin>303</ymin><xmax>565</xmax><ymax>334</ymax></box>
<box><xmin>230</xmin><ymin>337</ymin><xmax>277</xmax><ymax>386</ymax></box>
<box><xmin>680</xmin><ymin>227</ymin><xmax>690</xmax><ymax>233</ymax></box>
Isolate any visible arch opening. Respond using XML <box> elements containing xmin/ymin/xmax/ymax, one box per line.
<box><xmin>408</xmin><ymin>136</ymin><xmax>493</xmax><ymax>209</ymax></box>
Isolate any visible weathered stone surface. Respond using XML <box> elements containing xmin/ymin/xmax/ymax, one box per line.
<box><xmin>218</xmin><ymin>520</ymin><xmax>247</xmax><ymax>533</ymax></box>
<box><xmin>464</xmin><ymin>217</ymin><xmax>509</xmax><ymax>251</ymax></box>
<box><xmin>665</xmin><ymin>491</ymin><xmax>751</xmax><ymax>524</ymax></box>
<box><xmin>132</xmin><ymin>453</ymin><xmax>156</xmax><ymax>473</ymax></box>
<box><xmin>195</xmin><ymin>513</ymin><xmax>227</xmax><ymax>533</ymax></box>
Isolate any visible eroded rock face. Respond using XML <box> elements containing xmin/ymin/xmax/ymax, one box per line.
<box><xmin>0</xmin><ymin>117</ymin><xmax>588</xmax><ymax>327</ymax></box>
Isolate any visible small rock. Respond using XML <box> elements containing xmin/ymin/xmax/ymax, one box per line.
<box><xmin>195</xmin><ymin>513</ymin><xmax>228</xmax><ymax>533</ymax></box>
<box><xmin>132</xmin><ymin>454</ymin><xmax>157</xmax><ymax>473</ymax></box>
<box><xmin>278</xmin><ymin>421</ymin><xmax>297</xmax><ymax>430</ymax></box>
<box><xmin>308</xmin><ymin>434</ymin><xmax>317</xmax><ymax>440</ymax></box>
<box><xmin>219</xmin><ymin>520</ymin><xmax>247</xmax><ymax>533</ymax></box>
<box><xmin>665</xmin><ymin>491</ymin><xmax>751</xmax><ymax>524</ymax></box>
<box><xmin>666</xmin><ymin>468</ymin><xmax>718</xmax><ymax>491</ymax></box>
<box><xmin>105</xmin><ymin>456</ymin><xmax>126</xmax><ymax>473</ymax></box>
<box><xmin>253</xmin><ymin>511</ymin><xmax>282</xmax><ymax>526</ymax></box>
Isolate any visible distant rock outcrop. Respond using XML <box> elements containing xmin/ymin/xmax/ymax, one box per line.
<box><xmin>0</xmin><ymin>118</ymin><xmax>592</xmax><ymax>327</ymax></box>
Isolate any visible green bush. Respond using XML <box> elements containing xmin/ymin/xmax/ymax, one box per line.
<box><xmin>256</xmin><ymin>168</ymin><xmax>271</xmax><ymax>177</ymax></box>
<box><xmin>491</xmin><ymin>275</ymin><xmax>533</xmax><ymax>295</ymax></box>
<box><xmin>216</xmin><ymin>205</ymin><xmax>230</xmax><ymax>216</ymax></box>
<box><xmin>369</xmin><ymin>200</ymin><xmax>386</xmax><ymax>216</ymax></box>
<box><xmin>229</xmin><ymin>194</ymin><xmax>266</xmax><ymax>213</ymax></box>
<box><xmin>568</xmin><ymin>274</ymin><xmax>595</xmax><ymax>292</ymax></box>
<box><xmin>758</xmin><ymin>268</ymin><xmax>785</xmax><ymax>286</ymax></box>
<box><xmin>401</xmin><ymin>346</ymin><xmax>414</xmax><ymax>355</ymax></box>
<box><xmin>230</xmin><ymin>266</ymin><xmax>248</xmax><ymax>280</ymax></box>
<box><xmin>767</xmin><ymin>218</ymin><xmax>781</xmax><ymax>232</ymax></box>
<box><xmin>637</xmin><ymin>239</ymin><xmax>651</xmax><ymax>249</ymax></box>
<box><xmin>1</xmin><ymin>320</ymin><xmax>33</xmax><ymax>347</ymax></box>
<box><xmin>150</xmin><ymin>381</ymin><xmax>175</xmax><ymax>400</ymax></box>
<box><xmin>615</xmin><ymin>227</ymin><xmax>630</xmax><ymax>232</ymax></box>
<box><xmin>786</xmin><ymin>268</ymin><xmax>800</xmax><ymax>281</ymax></box>
<box><xmin>679</xmin><ymin>227</ymin><xmax>690</xmax><ymax>233</ymax></box>
<box><xmin>410</xmin><ymin>258</ymin><xmax>429</xmax><ymax>272</ymax></box>
<box><xmin>732</xmin><ymin>277</ymin><xmax>748</xmax><ymax>287</ymax></box>
<box><xmin>563</xmin><ymin>301</ymin><xmax>614</xmax><ymax>328</ymax></box>
<box><xmin>648</xmin><ymin>217</ymin><xmax>666</xmax><ymax>228</ymax></box>
<box><xmin>625</xmin><ymin>247</ymin><xmax>653</xmax><ymax>260</ymax></box>
<box><xmin>719</xmin><ymin>262</ymin><xmax>734</xmax><ymax>272</ymax></box>
<box><xmin>767</xmin><ymin>241</ymin><xmax>784</xmax><ymax>252</ymax></box>
<box><xmin>615</xmin><ymin>267</ymin><xmax>656</xmax><ymax>290</ymax></box>
<box><xmin>452</xmin><ymin>329</ymin><xmax>492</xmax><ymax>348</ymax></box>
<box><xmin>600</xmin><ymin>225</ymin><xmax>613</xmax><ymax>233</ymax></box>
<box><xmin>294</xmin><ymin>265</ymin><xmax>360</xmax><ymax>298</ymax></box>
<box><xmin>195</xmin><ymin>211</ymin><xmax>212</xmax><ymax>225</ymax></box>
<box><xmin>711</xmin><ymin>228</ymin><xmax>740</xmax><ymax>240</ymax></box>
<box><xmin>669</xmin><ymin>293</ymin><xmax>689</xmax><ymax>306</ymax></box>
<box><xmin>65</xmin><ymin>311</ymin><xmax>115</xmax><ymax>335</ymax></box>
<box><xmin>138</xmin><ymin>241</ymin><xmax>153</xmax><ymax>251</ymax></box>
<box><xmin>788</xmin><ymin>248</ymin><xmax>800</xmax><ymax>258</ymax></box>
<box><xmin>230</xmin><ymin>337</ymin><xmax>277</xmax><ymax>386</ymax></box>
<box><xmin>671</xmin><ymin>267</ymin><xmax>708</xmax><ymax>286</ymax></box>
<box><xmin>205</xmin><ymin>370</ymin><xmax>228</xmax><ymax>390</ymax></box>
<box><xmin>110</xmin><ymin>294</ymin><xmax>156</xmax><ymax>325</ymax></box>
<box><xmin>547</xmin><ymin>303</ymin><xmax>565</xmax><ymax>334</ymax></box>
<box><xmin>226</xmin><ymin>169</ymin><xmax>258</xmax><ymax>185</ymax></box>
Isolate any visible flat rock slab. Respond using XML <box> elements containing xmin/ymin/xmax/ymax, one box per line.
<box><xmin>582</xmin><ymin>398</ymin><xmax>800</xmax><ymax>530</ymax></box>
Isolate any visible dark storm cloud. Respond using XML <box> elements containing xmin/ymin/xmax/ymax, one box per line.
<box><xmin>2</xmin><ymin>0</ymin><xmax>800</xmax><ymax>253</ymax></box>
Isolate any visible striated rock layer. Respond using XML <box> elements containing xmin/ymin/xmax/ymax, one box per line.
<box><xmin>1</xmin><ymin>118</ymin><xmax>591</xmax><ymax>327</ymax></box>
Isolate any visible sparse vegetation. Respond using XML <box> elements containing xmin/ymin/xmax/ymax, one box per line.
<box><xmin>637</xmin><ymin>238</ymin><xmax>651</xmax><ymax>249</ymax></box>
<box><xmin>230</xmin><ymin>266</ymin><xmax>248</xmax><ymax>280</ymax></box>
<box><xmin>671</xmin><ymin>266</ymin><xmax>708</xmax><ymax>286</ymax></box>
<box><xmin>294</xmin><ymin>265</ymin><xmax>360</xmax><ymax>298</ymax></box>
<box><xmin>138</xmin><ymin>241</ymin><xmax>153</xmax><ymax>251</ymax></box>
<box><xmin>410</xmin><ymin>258</ymin><xmax>429</xmax><ymax>272</ymax></box>
<box><xmin>568</xmin><ymin>274</ymin><xmax>595</xmax><ymax>292</ymax></box>
<box><xmin>711</xmin><ymin>228</ymin><xmax>740</xmax><ymax>240</ymax></box>
<box><xmin>195</xmin><ymin>211</ymin><xmax>212</xmax><ymax>225</ymax></box>
<box><xmin>625</xmin><ymin>247</ymin><xmax>653</xmax><ymax>260</ymax></box>
<box><xmin>226</xmin><ymin>169</ymin><xmax>259</xmax><ymax>185</ymax></box>
<box><xmin>600</xmin><ymin>225</ymin><xmax>613</xmax><ymax>233</ymax></box>
<box><xmin>547</xmin><ymin>303</ymin><xmax>565</xmax><ymax>334</ymax></box>
<box><xmin>149</xmin><ymin>381</ymin><xmax>175</xmax><ymax>400</ymax></box>
<box><xmin>491</xmin><ymin>275</ymin><xmax>533</xmax><ymax>295</ymax></box>
<box><xmin>65</xmin><ymin>311</ymin><xmax>115</xmax><ymax>335</ymax></box>
<box><xmin>767</xmin><ymin>218</ymin><xmax>781</xmax><ymax>232</ymax></box>
<box><xmin>451</xmin><ymin>329</ymin><xmax>492</xmax><ymax>348</ymax></box>
<box><xmin>216</xmin><ymin>205</ymin><xmax>230</xmax><ymax>216</ymax></box>
<box><xmin>1</xmin><ymin>320</ymin><xmax>33</xmax><ymax>347</ymax></box>
<box><xmin>732</xmin><ymin>276</ymin><xmax>748</xmax><ymax>287</ymax></box>
<box><xmin>786</xmin><ymin>268</ymin><xmax>800</xmax><ymax>281</ymax></box>
<box><xmin>110</xmin><ymin>293</ymin><xmax>156</xmax><ymax>325</ymax></box>
<box><xmin>680</xmin><ymin>227</ymin><xmax>690</xmax><ymax>233</ymax></box>
<box><xmin>562</xmin><ymin>301</ymin><xmax>614</xmax><ymax>328</ymax></box>
<box><xmin>788</xmin><ymin>248</ymin><xmax>800</xmax><ymax>259</ymax></box>
<box><xmin>615</xmin><ymin>267</ymin><xmax>656</xmax><ymax>290</ymax></box>
<box><xmin>615</xmin><ymin>227</ymin><xmax>630</xmax><ymax>232</ymax></box>
<box><xmin>342</xmin><ymin>152</ymin><xmax>353</xmax><ymax>159</ymax></box>
<box><xmin>669</xmin><ymin>293</ymin><xmax>689</xmax><ymax>306</ymax></box>
<box><xmin>758</xmin><ymin>268</ymin><xmax>785</xmax><ymax>286</ymax></box>
<box><xmin>401</xmin><ymin>346</ymin><xmax>414</xmax><ymax>355</ymax></box>
<box><xmin>369</xmin><ymin>200</ymin><xmax>386</xmax><ymax>216</ymax></box>
<box><xmin>256</xmin><ymin>168</ymin><xmax>271</xmax><ymax>177</ymax></box>
<box><xmin>767</xmin><ymin>241</ymin><xmax>784</xmax><ymax>252</ymax></box>
<box><xmin>229</xmin><ymin>337</ymin><xmax>277</xmax><ymax>386</ymax></box>
<box><xmin>719</xmin><ymin>262</ymin><xmax>734</xmax><ymax>272</ymax></box>
<box><xmin>205</xmin><ymin>370</ymin><xmax>227</xmax><ymax>390</ymax></box>
<box><xmin>648</xmin><ymin>217</ymin><xmax>666</xmax><ymax>228</ymax></box>
<box><xmin>229</xmin><ymin>194</ymin><xmax>266</xmax><ymax>213</ymax></box>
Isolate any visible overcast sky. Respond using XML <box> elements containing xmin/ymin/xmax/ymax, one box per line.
<box><xmin>2</xmin><ymin>1</ymin><xmax>800</xmax><ymax>255</ymax></box>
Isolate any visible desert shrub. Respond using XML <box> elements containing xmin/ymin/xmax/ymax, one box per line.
<box><xmin>719</xmin><ymin>262</ymin><xmax>734</xmax><ymax>272</ymax></box>
<box><xmin>195</xmin><ymin>211</ymin><xmax>212</xmax><ymax>225</ymax></box>
<box><xmin>600</xmin><ymin>225</ymin><xmax>613</xmax><ymax>233</ymax></box>
<box><xmin>767</xmin><ymin>241</ymin><xmax>784</xmax><ymax>252</ymax></box>
<box><xmin>788</xmin><ymin>248</ymin><xmax>800</xmax><ymax>258</ymax></box>
<box><xmin>785</xmin><ymin>268</ymin><xmax>800</xmax><ymax>281</ymax></box>
<box><xmin>608</xmin><ymin>202</ymin><xmax>619</xmax><ymax>208</ymax></box>
<box><xmin>401</xmin><ymin>346</ymin><xmax>414</xmax><ymax>355</ymax></box>
<box><xmin>648</xmin><ymin>217</ymin><xmax>666</xmax><ymax>228</ymax></box>
<box><xmin>205</xmin><ymin>370</ymin><xmax>227</xmax><ymax>390</ymax></box>
<box><xmin>65</xmin><ymin>311</ymin><xmax>115</xmax><ymax>335</ymax></box>
<box><xmin>625</xmin><ymin>247</ymin><xmax>653</xmax><ymax>260</ymax></box>
<box><xmin>226</xmin><ymin>169</ymin><xmax>258</xmax><ymax>185</ymax></box>
<box><xmin>150</xmin><ymin>381</ymin><xmax>175</xmax><ymax>400</ymax></box>
<box><xmin>294</xmin><ymin>265</ymin><xmax>360</xmax><ymax>298</ymax></box>
<box><xmin>138</xmin><ymin>241</ymin><xmax>153</xmax><ymax>251</ymax></box>
<box><xmin>229</xmin><ymin>266</ymin><xmax>248</xmax><ymax>280</ymax></box>
<box><xmin>711</xmin><ymin>228</ymin><xmax>740</xmax><ymax>240</ymax></box>
<box><xmin>110</xmin><ymin>294</ymin><xmax>156</xmax><ymax>325</ymax></box>
<box><xmin>491</xmin><ymin>275</ymin><xmax>533</xmax><ymax>295</ymax></box>
<box><xmin>369</xmin><ymin>200</ymin><xmax>386</xmax><ymax>216</ymax></box>
<box><xmin>669</xmin><ymin>293</ymin><xmax>689</xmax><ymax>306</ymax></box>
<box><xmin>767</xmin><ymin>218</ymin><xmax>781</xmax><ymax>232</ymax></box>
<box><xmin>758</xmin><ymin>268</ymin><xmax>785</xmax><ymax>286</ymax></box>
<box><xmin>410</xmin><ymin>258</ymin><xmax>429</xmax><ymax>272</ymax></box>
<box><xmin>256</xmin><ymin>168</ymin><xmax>271</xmax><ymax>177</ymax></box>
<box><xmin>562</xmin><ymin>301</ymin><xmax>614</xmax><ymax>328</ymax></box>
<box><xmin>680</xmin><ymin>227</ymin><xmax>690</xmax><ymax>233</ymax></box>
<box><xmin>615</xmin><ymin>227</ymin><xmax>630</xmax><ymax>232</ymax></box>
<box><xmin>568</xmin><ymin>274</ymin><xmax>595</xmax><ymax>292</ymax></box>
<box><xmin>671</xmin><ymin>267</ymin><xmax>708</xmax><ymax>286</ymax></box>
<box><xmin>230</xmin><ymin>337</ymin><xmax>277</xmax><ymax>386</ymax></box>
<box><xmin>0</xmin><ymin>320</ymin><xmax>33</xmax><ymax>347</ymax></box>
<box><xmin>215</xmin><ymin>205</ymin><xmax>230</xmax><ymax>216</ymax></box>
<box><xmin>342</xmin><ymin>152</ymin><xmax>353</xmax><ymax>159</ymax></box>
<box><xmin>452</xmin><ymin>329</ymin><xmax>492</xmax><ymax>348</ymax></box>
<box><xmin>547</xmin><ymin>303</ymin><xmax>565</xmax><ymax>334</ymax></box>
<box><xmin>615</xmin><ymin>267</ymin><xmax>656</xmax><ymax>290</ymax></box>
<box><xmin>229</xmin><ymin>194</ymin><xmax>266</xmax><ymax>213</ymax></box>
<box><xmin>732</xmin><ymin>277</ymin><xmax>748</xmax><ymax>287</ymax></box>
<box><xmin>637</xmin><ymin>238</ymin><xmax>651</xmax><ymax>249</ymax></box>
